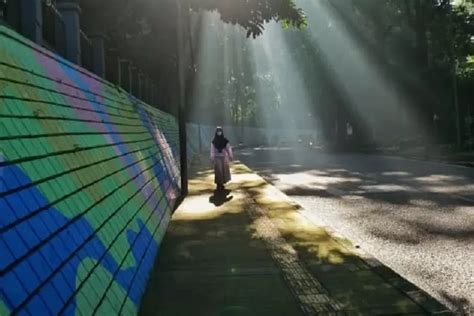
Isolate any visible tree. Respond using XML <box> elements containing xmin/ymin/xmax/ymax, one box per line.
<box><xmin>186</xmin><ymin>0</ymin><xmax>306</xmax><ymax>38</ymax></box>
<box><xmin>79</xmin><ymin>0</ymin><xmax>307</xmax><ymax>193</ymax></box>
<box><xmin>319</xmin><ymin>0</ymin><xmax>473</xmax><ymax>146</ymax></box>
<box><xmin>79</xmin><ymin>0</ymin><xmax>473</xmax><ymax>149</ymax></box>
<box><xmin>79</xmin><ymin>0</ymin><xmax>305</xmax><ymax>113</ymax></box>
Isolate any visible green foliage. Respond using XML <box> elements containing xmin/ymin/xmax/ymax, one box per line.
<box><xmin>193</xmin><ymin>0</ymin><xmax>473</xmax><ymax>136</ymax></box>
<box><xmin>78</xmin><ymin>0</ymin><xmax>473</xmax><ymax>144</ymax></box>
<box><xmin>185</xmin><ymin>0</ymin><xmax>306</xmax><ymax>38</ymax></box>
<box><xmin>79</xmin><ymin>0</ymin><xmax>306</xmax><ymax>113</ymax></box>
<box><xmin>80</xmin><ymin>0</ymin><xmax>306</xmax><ymax>39</ymax></box>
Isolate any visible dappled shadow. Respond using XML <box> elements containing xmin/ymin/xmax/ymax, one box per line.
<box><xmin>241</xmin><ymin>179</ymin><xmax>429</xmax><ymax>314</ymax></box>
<box><xmin>369</xmin><ymin>228</ymin><xmax>422</xmax><ymax>246</ymax></box>
<box><xmin>237</xmin><ymin>149</ymin><xmax>474</xmax><ymax>243</ymax></box>
<box><xmin>282</xmin><ymin>187</ymin><xmax>335</xmax><ymax>197</ymax></box>
<box><xmin>260</xmin><ymin>165</ymin><xmax>474</xmax><ymax>208</ymax></box>
<box><xmin>139</xmin><ymin>179</ymin><xmax>304</xmax><ymax>315</ymax></box>
<box><xmin>369</xmin><ymin>217</ymin><xmax>474</xmax><ymax>245</ymax></box>
<box><xmin>236</xmin><ymin>148</ymin><xmax>472</xmax><ymax>313</ymax></box>
<box><xmin>139</xmin><ymin>161</ymin><xmax>437</xmax><ymax>315</ymax></box>
<box><xmin>244</xmin><ymin>184</ymin><xmax>356</xmax><ymax>266</ymax></box>
<box><xmin>416</xmin><ymin>224</ymin><xmax>474</xmax><ymax>241</ymax></box>
<box><xmin>230</xmin><ymin>161</ymin><xmax>257</xmax><ymax>175</ymax></box>
<box><xmin>438</xmin><ymin>291</ymin><xmax>472</xmax><ymax>315</ymax></box>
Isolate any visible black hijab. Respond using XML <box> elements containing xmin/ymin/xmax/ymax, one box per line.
<box><xmin>212</xmin><ymin>127</ymin><xmax>229</xmax><ymax>153</ymax></box>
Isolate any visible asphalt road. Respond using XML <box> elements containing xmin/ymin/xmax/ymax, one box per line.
<box><xmin>238</xmin><ymin>147</ymin><xmax>474</xmax><ymax>315</ymax></box>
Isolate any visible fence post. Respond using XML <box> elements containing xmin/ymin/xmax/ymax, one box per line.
<box><xmin>151</xmin><ymin>82</ymin><xmax>157</xmax><ymax>107</ymax></box>
<box><xmin>146</xmin><ymin>76</ymin><xmax>152</xmax><ymax>103</ymax></box>
<box><xmin>143</xmin><ymin>75</ymin><xmax>149</xmax><ymax>102</ymax></box>
<box><xmin>90</xmin><ymin>33</ymin><xmax>106</xmax><ymax>78</ymax></box>
<box><xmin>127</xmin><ymin>62</ymin><xmax>132</xmax><ymax>93</ymax></box>
<box><xmin>131</xmin><ymin>65</ymin><xmax>139</xmax><ymax>97</ymax></box>
<box><xmin>138</xmin><ymin>71</ymin><xmax>144</xmax><ymax>99</ymax></box>
<box><xmin>56</xmin><ymin>0</ymin><xmax>81</xmax><ymax>64</ymax></box>
<box><xmin>119</xmin><ymin>59</ymin><xmax>132</xmax><ymax>92</ymax></box>
<box><xmin>153</xmin><ymin>83</ymin><xmax>159</xmax><ymax>108</ymax></box>
<box><xmin>21</xmin><ymin>0</ymin><xmax>42</xmax><ymax>44</ymax></box>
<box><xmin>105</xmin><ymin>48</ymin><xmax>119</xmax><ymax>84</ymax></box>
<box><xmin>4</xmin><ymin>0</ymin><xmax>21</xmax><ymax>31</ymax></box>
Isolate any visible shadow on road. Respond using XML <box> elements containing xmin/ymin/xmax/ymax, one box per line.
<box><xmin>139</xmin><ymin>162</ymin><xmax>443</xmax><ymax>315</ymax></box>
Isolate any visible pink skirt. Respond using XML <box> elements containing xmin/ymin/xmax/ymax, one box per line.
<box><xmin>214</xmin><ymin>157</ymin><xmax>231</xmax><ymax>185</ymax></box>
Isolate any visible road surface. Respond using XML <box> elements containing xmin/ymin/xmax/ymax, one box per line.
<box><xmin>238</xmin><ymin>147</ymin><xmax>474</xmax><ymax>315</ymax></box>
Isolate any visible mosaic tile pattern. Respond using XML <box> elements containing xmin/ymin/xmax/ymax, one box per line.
<box><xmin>0</xmin><ymin>25</ymin><xmax>181</xmax><ymax>315</ymax></box>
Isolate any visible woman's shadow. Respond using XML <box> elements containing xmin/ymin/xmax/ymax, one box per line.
<box><xmin>209</xmin><ymin>189</ymin><xmax>233</xmax><ymax>206</ymax></box>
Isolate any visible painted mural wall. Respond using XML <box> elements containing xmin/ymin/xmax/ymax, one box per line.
<box><xmin>0</xmin><ymin>25</ymin><xmax>181</xmax><ymax>315</ymax></box>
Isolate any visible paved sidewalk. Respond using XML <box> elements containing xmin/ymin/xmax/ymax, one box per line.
<box><xmin>139</xmin><ymin>161</ymin><xmax>453</xmax><ymax>316</ymax></box>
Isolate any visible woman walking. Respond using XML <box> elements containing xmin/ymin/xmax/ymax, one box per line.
<box><xmin>210</xmin><ymin>127</ymin><xmax>233</xmax><ymax>191</ymax></box>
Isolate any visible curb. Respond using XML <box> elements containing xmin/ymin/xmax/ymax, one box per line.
<box><xmin>238</xmin><ymin>162</ymin><xmax>455</xmax><ymax>315</ymax></box>
<box><xmin>298</xmin><ymin>209</ymin><xmax>454</xmax><ymax>316</ymax></box>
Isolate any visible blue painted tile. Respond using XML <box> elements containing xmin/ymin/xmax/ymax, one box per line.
<box><xmin>14</xmin><ymin>260</ymin><xmax>41</xmax><ymax>294</ymax></box>
<box><xmin>14</xmin><ymin>221</ymin><xmax>40</xmax><ymax>249</ymax></box>
<box><xmin>0</xmin><ymin>238</ymin><xmax>15</xmax><ymax>270</ymax></box>
<box><xmin>3</xmin><ymin>227</ymin><xmax>29</xmax><ymax>260</ymax></box>
<box><xmin>25</xmin><ymin>294</ymin><xmax>54</xmax><ymax>316</ymax></box>
<box><xmin>1</xmin><ymin>271</ymin><xmax>29</xmax><ymax>310</ymax></box>
<box><xmin>0</xmin><ymin>196</ymin><xmax>17</xmax><ymax>227</ymax></box>
<box><xmin>5</xmin><ymin>194</ymin><xmax>31</xmax><ymax>220</ymax></box>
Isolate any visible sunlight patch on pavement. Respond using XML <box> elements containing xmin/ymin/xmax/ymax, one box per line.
<box><xmin>382</xmin><ymin>171</ymin><xmax>412</xmax><ymax>176</ymax></box>
<box><xmin>290</xmin><ymin>164</ymin><xmax>303</xmax><ymax>168</ymax></box>
<box><xmin>245</xmin><ymin>171</ymin><xmax>356</xmax><ymax>265</ymax></box>
<box><xmin>180</xmin><ymin>162</ymin><xmax>359</xmax><ymax>265</ymax></box>
<box><xmin>413</xmin><ymin>174</ymin><xmax>474</xmax><ymax>194</ymax></box>
<box><xmin>423</xmin><ymin>184</ymin><xmax>474</xmax><ymax>194</ymax></box>
<box><xmin>409</xmin><ymin>199</ymin><xmax>437</xmax><ymax>207</ymax></box>
<box><xmin>173</xmin><ymin>191</ymin><xmax>246</xmax><ymax>221</ymax></box>
<box><xmin>253</xmin><ymin>147</ymin><xmax>293</xmax><ymax>151</ymax></box>
<box><xmin>455</xmin><ymin>206</ymin><xmax>474</xmax><ymax>217</ymax></box>
<box><xmin>275</xmin><ymin>172</ymin><xmax>361</xmax><ymax>187</ymax></box>
<box><xmin>359</xmin><ymin>184</ymin><xmax>412</xmax><ymax>193</ymax></box>
<box><xmin>415</xmin><ymin>174</ymin><xmax>465</xmax><ymax>182</ymax></box>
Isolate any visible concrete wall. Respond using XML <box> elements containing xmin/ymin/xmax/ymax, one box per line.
<box><xmin>0</xmin><ymin>25</ymin><xmax>181</xmax><ymax>315</ymax></box>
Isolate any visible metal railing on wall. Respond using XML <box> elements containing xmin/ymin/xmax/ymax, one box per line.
<box><xmin>42</xmin><ymin>0</ymin><xmax>66</xmax><ymax>57</ymax></box>
<box><xmin>80</xmin><ymin>30</ymin><xmax>93</xmax><ymax>71</ymax></box>
<box><xmin>0</xmin><ymin>0</ymin><xmax>21</xmax><ymax>32</ymax></box>
<box><xmin>0</xmin><ymin>0</ymin><xmax>163</xmax><ymax>110</ymax></box>
<box><xmin>0</xmin><ymin>0</ymin><xmax>6</xmax><ymax>20</ymax></box>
